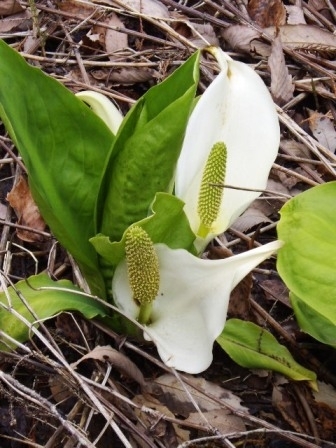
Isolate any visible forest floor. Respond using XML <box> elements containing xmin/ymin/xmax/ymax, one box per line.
<box><xmin>0</xmin><ymin>0</ymin><xmax>336</xmax><ymax>447</ymax></box>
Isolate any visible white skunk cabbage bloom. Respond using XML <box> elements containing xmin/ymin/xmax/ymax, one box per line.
<box><xmin>76</xmin><ymin>90</ymin><xmax>123</xmax><ymax>135</ymax></box>
<box><xmin>175</xmin><ymin>48</ymin><xmax>280</xmax><ymax>252</ymax></box>
<box><xmin>112</xmin><ymin>226</ymin><xmax>282</xmax><ymax>374</ymax></box>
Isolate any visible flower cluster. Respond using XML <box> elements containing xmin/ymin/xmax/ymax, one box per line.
<box><xmin>78</xmin><ymin>48</ymin><xmax>282</xmax><ymax>373</ymax></box>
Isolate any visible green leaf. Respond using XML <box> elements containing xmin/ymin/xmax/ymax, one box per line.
<box><xmin>0</xmin><ymin>274</ymin><xmax>108</xmax><ymax>351</ymax></box>
<box><xmin>277</xmin><ymin>182</ymin><xmax>336</xmax><ymax>343</ymax></box>
<box><xmin>217</xmin><ymin>319</ymin><xmax>316</xmax><ymax>382</ymax></box>
<box><xmin>290</xmin><ymin>292</ymin><xmax>336</xmax><ymax>347</ymax></box>
<box><xmin>91</xmin><ymin>192</ymin><xmax>196</xmax><ymax>278</ymax></box>
<box><xmin>0</xmin><ymin>40</ymin><xmax>115</xmax><ymax>297</ymax></box>
<box><xmin>96</xmin><ymin>51</ymin><xmax>201</xmax><ymax>241</ymax></box>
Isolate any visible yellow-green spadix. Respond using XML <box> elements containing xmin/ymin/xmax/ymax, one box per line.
<box><xmin>175</xmin><ymin>47</ymin><xmax>280</xmax><ymax>252</ymax></box>
<box><xmin>112</xmin><ymin>240</ymin><xmax>283</xmax><ymax>374</ymax></box>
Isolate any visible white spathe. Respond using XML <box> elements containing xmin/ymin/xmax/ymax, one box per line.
<box><xmin>112</xmin><ymin>240</ymin><xmax>283</xmax><ymax>374</ymax></box>
<box><xmin>76</xmin><ymin>90</ymin><xmax>123</xmax><ymax>135</ymax></box>
<box><xmin>175</xmin><ymin>48</ymin><xmax>280</xmax><ymax>251</ymax></box>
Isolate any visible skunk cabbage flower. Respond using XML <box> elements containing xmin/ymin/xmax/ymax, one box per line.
<box><xmin>112</xmin><ymin>226</ymin><xmax>282</xmax><ymax>374</ymax></box>
<box><xmin>175</xmin><ymin>48</ymin><xmax>280</xmax><ymax>251</ymax></box>
<box><xmin>76</xmin><ymin>90</ymin><xmax>123</xmax><ymax>135</ymax></box>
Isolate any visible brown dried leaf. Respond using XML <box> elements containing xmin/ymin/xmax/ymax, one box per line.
<box><xmin>261</xmin><ymin>278</ymin><xmax>291</xmax><ymax>307</ymax></box>
<box><xmin>247</xmin><ymin>0</ymin><xmax>286</xmax><ymax>27</ymax></box>
<box><xmin>132</xmin><ymin>394</ymin><xmax>187</xmax><ymax>446</ymax></box>
<box><xmin>7</xmin><ymin>176</ymin><xmax>46</xmax><ymax>243</ymax></box>
<box><xmin>186</xmin><ymin>409</ymin><xmax>245</xmax><ymax>434</ymax></box>
<box><xmin>268</xmin><ymin>34</ymin><xmax>294</xmax><ymax>105</ymax></box>
<box><xmin>95</xmin><ymin>66</ymin><xmax>157</xmax><ymax>84</ymax></box>
<box><xmin>307</xmin><ymin>109</ymin><xmax>336</xmax><ymax>153</ymax></box>
<box><xmin>267</xmin><ymin>24</ymin><xmax>336</xmax><ymax>52</ymax></box>
<box><xmin>228</xmin><ymin>274</ymin><xmax>253</xmax><ymax>320</ymax></box>
<box><xmin>49</xmin><ymin>375</ymin><xmax>73</xmax><ymax>403</ymax></box>
<box><xmin>0</xmin><ymin>10</ymin><xmax>31</xmax><ymax>33</ymax></box>
<box><xmin>58</xmin><ymin>0</ymin><xmax>96</xmax><ymax>18</ymax></box>
<box><xmin>231</xmin><ymin>201</ymin><xmax>273</xmax><ymax>233</ymax></box>
<box><xmin>71</xmin><ymin>345</ymin><xmax>145</xmax><ymax>386</ymax></box>
<box><xmin>0</xmin><ymin>0</ymin><xmax>23</xmax><ymax>15</ymax></box>
<box><xmin>122</xmin><ymin>0</ymin><xmax>170</xmax><ymax>18</ymax></box>
<box><xmin>104</xmin><ymin>13</ymin><xmax>128</xmax><ymax>57</ymax></box>
<box><xmin>281</xmin><ymin>139</ymin><xmax>311</xmax><ymax>159</ymax></box>
<box><xmin>186</xmin><ymin>21</ymin><xmax>219</xmax><ymax>47</ymax></box>
<box><xmin>94</xmin><ymin>0</ymin><xmax>170</xmax><ymax>19</ymax></box>
<box><xmin>154</xmin><ymin>374</ymin><xmax>248</xmax><ymax>417</ymax></box>
<box><xmin>272</xmin><ymin>383</ymin><xmax>307</xmax><ymax>433</ymax></box>
<box><xmin>221</xmin><ymin>25</ymin><xmax>261</xmax><ymax>53</ymax></box>
<box><xmin>313</xmin><ymin>382</ymin><xmax>336</xmax><ymax>411</ymax></box>
<box><xmin>222</xmin><ymin>24</ymin><xmax>336</xmax><ymax>56</ymax></box>
<box><xmin>285</xmin><ymin>5</ymin><xmax>306</xmax><ymax>24</ymax></box>
<box><xmin>310</xmin><ymin>384</ymin><xmax>336</xmax><ymax>438</ymax></box>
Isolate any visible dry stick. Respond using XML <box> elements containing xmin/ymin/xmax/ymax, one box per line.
<box><xmin>110</xmin><ymin>0</ymin><xmax>198</xmax><ymax>50</ymax></box>
<box><xmin>273</xmin><ymin>163</ymin><xmax>320</xmax><ymax>186</ymax></box>
<box><xmin>278</xmin><ymin>153</ymin><xmax>336</xmax><ymax>167</ymax></box>
<box><xmin>0</xmin><ymin>370</ymin><xmax>96</xmax><ymax>448</ymax></box>
<box><xmin>302</xmin><ymin>0</ymin><xmax>336</xmax><ymax>29</ymax></box>
<box><xmin>177</xmin><ymin>429</ymin><xmax>335</xmax><ymax>448</ymax></box>
<box><xmin>60</xmin><ymin>22</ymin><xmax>91</xmax><ymax>85</ymax></box>
<box><xmin>292</xmin><ymin>383</ymin><xmax>321</xmax><ymax>445</ymax></box>
<box><xmin>81</xmin><ymin>363</ymin><xmax>253</xmax><ymax>446</ymax></box>
<box><xmin>20</xmin><ymin>1</ymin><xmax>187</xmax><ymax>50</ymax></box>
<box><xmin>276</xmin><ymin>106</ymin><xmax>336</xmax><ymax>167</ymax></box>
<box><xmin>279</xmin><ymin>142</ymin><xmax>327</xmax><ymax>184</ymax></box>
<box><xmin>80</xmin><ymin>377</ymin><xmax>159</xmax><ymax>448</ymax></box>
<box><xmin>0</xmin><ymin>219</ymin><xmax>51</xmax><ymax>239</ymax></box>
<box><xmin>44</xmin><ymin>401</ymin><xmax>85</xmax><ymax>448</ymax></box>
<box><xmin>225</xmin><ymin>222</ymin><xmax>278</xmax><ymax>249</ymax></box>
<box><xmin>93</xmin><ymin>322</ymin><xmax>324</xmax><ymax>448</ymax></box>
<box><xmin>204</xmin><ymin>0</ymin><xmax>336</xmax><ymax>81</ymax></box>
<box><xmin>0</xmin><ymin>288</ymin><xmax>132</xmax><ymax>448</ymax></box>
<box><xmin>158</xmin><ymin>0</ymin><xmax>233</xmax><ymax>26</ymax></box>
<box><xmin>19</xmin><ymin>54</ymin><xmax>159</xmax><ymax>67</ymax></box>
<box><xmin>170</xmin><ymin>376</ymin><xmax>239</xmax><ymax>448</ymax></box>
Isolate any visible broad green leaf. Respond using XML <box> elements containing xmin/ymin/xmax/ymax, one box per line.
<box><xmin>0</xmin><ymin>40</ymin><xmax>115</xmax><ymax>297</ymax></box>
<box><xmin>277</xmin><ymin>182</ymin><xmax>336</xmax><ymax>336</ymax></box>
<box><xmin>217</xmin><ymin>319</ymin><xmax>316</xmax><ymax>383</ymax></box>
<box><xmin>96</xmin><ymin>51</ymin><xmax>201</xmax><ymax>241</ymax></box>
<box><xmin>0</xmin><ymin>274</ymin><xmax>108</xmax><ymax>351</ymax></box>
<box><xmin>291</xmin><ymin>292</ymin><xmax>336</xmax><ymax>347</ymax></box>
<box><xmin>91</xmin><ymin>192</ymin><xmax>196</xmax><ymax>273</ymax></box>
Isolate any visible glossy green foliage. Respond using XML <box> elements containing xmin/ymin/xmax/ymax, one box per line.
<box><xmin>291</xmin><ymin>292</ymin><xmax>336</xmax><ymax>347</ymax></box>
<box><xmin>96</xmin><ymin>51</ymin><xmax>201</xmax><ymax>241</ymax></box>
<box><xmin>277</xmin><ymin>181</ymin><xmax>336</xmax><ymax>346</ymax></box>
<box><xmin>218</xmin><ymin>319</ymin><xmax>316</xmax><ymax>383</ymax></box>
<box><xmin>91</xmin><ymin>192</ymin><xmax>197</xmax><ymax>269</ymax></box>
<box><xmin>0</xmin><ymin>274</ymin><xmax>107</xmax><ymax>351</ymax></box>
<box><xmin>0</xmin><ymin>40</ymin><xmax>115</xmax><ymax>297</ymax></box>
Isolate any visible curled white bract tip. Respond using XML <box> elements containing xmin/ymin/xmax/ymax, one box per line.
<box><xmin>76</xmin><ymin>90</ymin><xmax>123</xmax><ymax>135</ymax></box>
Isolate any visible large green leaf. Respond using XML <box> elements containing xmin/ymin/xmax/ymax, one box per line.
<box><xmin>96</xmin><ymin>51</ymin><xmax>201</xmax><ymax>241</ymax></box>
<box><xmin>277</xmin><ymin>182</ymin><xmax>336</xmax><ymax>341</ymax></box>
<box><xmin>217</xmin><ymin>319</ymin><xmax>316</xmax><ymax>383</ymax></box>
<box><xmin>290</xmin><ymin>292</ymin><xmax>336</xmax><ymax>347</ymax></box>
<box><xmin>0</xmin><ymin>274</ymin><xmax>108</xmax><ymax>351</ymax></box>
<box><xmin>0</xmin><ymin>40</ymin><xmax>115</xmax><ymax>297</ymax></box>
